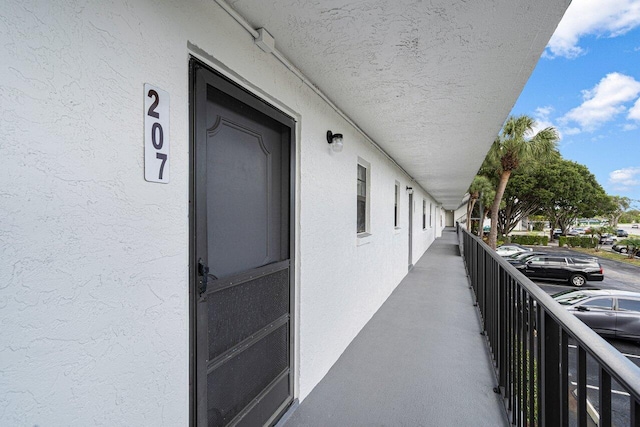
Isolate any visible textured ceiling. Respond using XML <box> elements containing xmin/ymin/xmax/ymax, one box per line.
<box><xmin>226</xmin><ymin>0</ymin><xmax>570</xmax><ymax>209</ymax></box>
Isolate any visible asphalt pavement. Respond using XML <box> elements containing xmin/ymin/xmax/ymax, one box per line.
<box><xmin>526</xmin><ymin>245</ymin><xmax>640</xmax><ymax>426</ymax></box>
<box><xmin>531</xmin><ymin>245</ymin><xmax>640</xmax><ymax>292</ymax></box>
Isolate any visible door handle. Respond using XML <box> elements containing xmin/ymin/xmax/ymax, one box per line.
<box><xmin>198</xmin><ymin>258</ymin><xmax>218</xmax><ymax>298</ymax></box>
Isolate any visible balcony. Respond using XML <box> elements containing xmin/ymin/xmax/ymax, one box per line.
<box><xmin>280</xmin><ymin>227</ymin><xmax>640</xmax><ymax>426</ymax></box>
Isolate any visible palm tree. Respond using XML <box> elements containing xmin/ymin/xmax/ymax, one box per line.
<box><xmin>587</xmin><ymin>226</ymin><xmax>615</xmax><ymax>252</ymax></box>
<box><xmin>486</xmin><ymin>115</ymin><xmax>559</xmax><ymax>249</ymax></box>
<box><xmin>466</xmin><ymin>175</ymin><xmax>493</xmax><ymax>232</ymax></box>
<box><xmin>617</xmin><ymin>237</ymin><xmax>640</xmax><ymax>259</ymax></box>
<box><xmin>477</xmin><ymin>187</ymin><xmax>496</xmax><ymax>238</ymax></box>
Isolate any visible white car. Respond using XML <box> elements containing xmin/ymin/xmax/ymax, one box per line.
<box><xmin>495</xmin><ymin>244</ymin><xmax>532</xmax><ymax>257</ymax></box>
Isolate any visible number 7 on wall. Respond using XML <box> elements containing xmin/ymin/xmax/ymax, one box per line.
<box><xmin>144</xmin><ymin>84</ymin><xmax>170</xmax><ymax>183</ymax></box>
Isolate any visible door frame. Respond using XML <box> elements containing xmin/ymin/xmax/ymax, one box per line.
<box><xmin>188</xmin><ymin>57</ymin><xmax>297</xmax><ymax>426</ymax></box>
<box><xmin>408</xmin><ymin>193</ymin><xmax>413</xmax><ymax>270</ymax></box>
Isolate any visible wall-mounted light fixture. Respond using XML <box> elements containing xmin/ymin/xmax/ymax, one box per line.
<box><xmin>327</xmin><ymin>130</ymin><xmax>344</xmax><ymax>152</ymax></box>
<box><xmin>406</xmin><ymin>186</ymin><xmax>413</xmax><ymax>194</ymax></box>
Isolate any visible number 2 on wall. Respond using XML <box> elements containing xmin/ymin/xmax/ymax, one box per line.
<box><xmin>144</xmin><ymin>84</ymin><xmax>169</xmax><ymax>183</ymax></box>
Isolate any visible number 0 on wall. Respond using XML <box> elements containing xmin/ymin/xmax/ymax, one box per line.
<box><xmin>144</xmin><ymin>83</ymin><xmax>170</xmax><ymax>183</ymax></box>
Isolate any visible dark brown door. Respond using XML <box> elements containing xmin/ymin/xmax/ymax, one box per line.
<box><xmin>191</xmin><ymin>60</ymin><xmax>294</xmax><ymax>427</ymax></box>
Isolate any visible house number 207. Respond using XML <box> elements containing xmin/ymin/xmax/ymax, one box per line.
<box><xmin>144</xmin><ymin>84</ymin><xmax>170</xmax><ymax>183</ymax></box>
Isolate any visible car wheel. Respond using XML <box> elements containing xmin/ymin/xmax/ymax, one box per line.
<box><xmin>570</xmin><ymin>274</ymin><xmax>586</xmax><ymax>287</ymax></box>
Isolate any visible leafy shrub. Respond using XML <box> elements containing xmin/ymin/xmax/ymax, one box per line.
<box><xmin>559</xmin><ymin>236</ymin><xmax>596</xmax><ymax>248</ymax></box>
<box><xmin>529</xmin><ymin>221</ymin><xmax>546</xmax><ymax>231</ymax></box>
<box><xmin>510</xmin><ymin>235</ymin><xmax>549</xmax><ymax>246</ymax></box>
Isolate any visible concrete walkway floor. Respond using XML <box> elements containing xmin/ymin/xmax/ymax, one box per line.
<box><xmin>282</xmin><ymin>228</ymin><xmax>508</xmax><ymax>427</ymax></box>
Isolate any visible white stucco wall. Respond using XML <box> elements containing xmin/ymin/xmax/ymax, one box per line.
<box><xmin>0</xmin><ymin>1</ymin><xmax>442</xmax><ymax>424</ymax></box>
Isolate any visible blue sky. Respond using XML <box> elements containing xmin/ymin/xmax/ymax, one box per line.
<box><xmin>510</xmin><ymin>0</ymin><xmax>640</xmax><ymax>208</ymax></box>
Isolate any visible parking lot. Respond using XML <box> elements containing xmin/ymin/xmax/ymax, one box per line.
<box><xmin>528</xmin><ymin>246</ymin><xmax>640</xmax><ymax>425</ymax></box>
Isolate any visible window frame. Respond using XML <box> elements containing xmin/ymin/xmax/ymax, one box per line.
<box><xmin>357</xmin><ymin>158</ymin><xmax>371</xmax><ymax>235</ymax></box>
<box><xmin>580</xmin><ymin>298</ymin><xmax>614</xmax><ymax>310</ymax></box>
<box><xmin>429</xmin><ymin>202</ymin><xmax>433</xmax><ymax>228</ymax></box>
<box><xmin>394</xmin><ymin>181</ymin><xmax>400</xmax><ymax>229</ymax></box>
<box><xmin>618</xmin><ymin>298</ymin><xmax>640</xmax><ymax>312</ymax></box>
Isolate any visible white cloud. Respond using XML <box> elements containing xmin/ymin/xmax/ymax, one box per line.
<box><xmin>609</xmin><ymin>167</ymin><xmax>640</xmax><ymax>191</ymax></box>
<box><xmin>561</xmin><ymin>72</ymin><xmax>640</xmax><ymax>131</ymax></box>
<box><xmin>529</xmin><ymin>106</ymin><xmax>562</xmax><ymax>138</ymax></box>
<box><xmin>535</xmin><ymin>106</ymin><xmax>554</xmax><ymax>118</ymax></box>
<box><xmin>563</xmin><ymin>127</ymin><xmax>582</xmax><ymax>135</ymax></box>
<box><xmin>629</xmin><ymin>97</ymin><xmax>640</xmax><ymax>120</ymax></box>
<box><xmin>546</xmin><ymin>0</ymin><xmax>640</xmax><ymax>59</ymax></box>
<box><xmin>623</xmin><ymin>123</ymin><xmax>638</xmax><ymax>130</ymax></box>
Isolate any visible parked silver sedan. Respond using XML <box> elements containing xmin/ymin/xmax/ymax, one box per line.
<box><xmin>495</xmin><ymin>244</ymin><xmax>532</xmax><ymax>257</ymax></box>
<box><xmin>553</xmin><ymin>289</ymin><xmax>640</xmax><ymax>341</ymax></box>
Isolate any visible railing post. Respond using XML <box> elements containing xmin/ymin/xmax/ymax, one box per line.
<box><xmin>498</xmin><ymin>268</ymin><xmax>506</xmax><ymax>391</ymax></box>
<box><xmin>527</xmin><ymin>294</ymin><xmax>535</xmax><ymax>427</ymax></box>
<box><xmin>561</xmin><ymin>331</ymin><xmax>569</xmax><ymax>426</ymax></box>
<box><xmin>632</xmin><ymin>399</ymin><xmax>640</xmax><ymax>427</ymax></box>
<box><xmin>599</xmin><ymin>367</ymin><xmax>611</xmax><ymax>427</ymax></box>
<box><xmin>541</xmin><ymin>311</ymin><xmax>561</xmax><ymax>427</ymax></box>
<box><xmin>578</xmin><ymin>346</ymin><xmax>587</xmax><ymax>426</ymax></box>
<box><xmin>506</xmin><ymin>277</ymin><xmax>513</xmax><ymax>414</ymax></box>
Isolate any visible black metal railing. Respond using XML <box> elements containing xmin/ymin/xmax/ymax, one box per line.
<box><xmin>457</xmin><ymin>225</ymin><xmax>640</xmax><ymax>426</ymax></box>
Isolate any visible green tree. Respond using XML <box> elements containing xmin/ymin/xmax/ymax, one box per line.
<box><xmin>466</xmin><ymin>175</ymin><xmax>493</xmax><ymax>232</ymax></box>
<box><xmin>608</xmin><ymin>196</ymin><xmax>631</xmax><ymax>227</ymax></box>
<box><xmin>477</xmin><ymin>187</ymin><xmax>496</xmax><ymax>238</ymax></box>
<box><xmin>496</xmin><ymin>163</ymin><xmax>547</xmax><ymax>236</ymax></box>
<box><xmin>528</xmin><ymin>214</ymin><xmax>548</xmax><ymax>231</ymax></box>
<box><xmin>620</xmin><ymin>209</ymin><xmax>640</xmax><ymax>224</ymax></box>
<box><xmin>536</xmin><ymin>158</ymin><xmax>611</xmax><ymax>237</ymax></box>
<box><xmin>617</xmin><ymin>238</ymin><xmax>640</xmax><ymax>259</ymax></box>
<box><xmin>586</xmin><ymin>226</ymin><xmax>615</xmax><ymax>252</ymax></box>
<box><xmin>486</xmin><ymin>115</ymin><xmax>559</xmax><ymax>248</ymax></box>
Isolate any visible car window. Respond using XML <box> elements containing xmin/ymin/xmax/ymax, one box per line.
<box><xmin>570</xmin><ymin>258</ymin><xmax>596</xmax><ymax>265</ymax></box>
<box><xmin>514</xmin><ymin>252</ymin><xmax>535</xmax><ymax>260</ymax></box>
<box><xmin>520</xmin><ymin>253</ymin><xmax>542</xmax><ymax>261</ymax></box>
<box><xmin>545</xmin><ymin>257</ymin><xmax>566</xmax><ymax>264</ymax></box>
<box><xmin>528</xmin><ymin>256</ymin><xmax>545</xmax><ymax>264</ymax></box>
<box><xmin>581</xmin><ymin>298</ymin><xmax>613</xmax><ymax>310</ymax></box>
<box><xmin>554</xmin><ymin>292</ymin><xmax>590</xmax><ymax>305</ymax></box>
<box><xmin>618</xmin><ymin>299</ymin><xmax>640</xmax><ymax>312</ymax></box>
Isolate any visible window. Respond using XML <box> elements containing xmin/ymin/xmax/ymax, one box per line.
<box><xmin>619</xmin><ymin>299</ymin><xmax>640</xmax><ymax>312</ymax></box>
<box><xmin>555</xmin><ymin>292</ymin><xmax>590</xmax><ymax>305</ymax></box>
<box><xmin>357</xmin><ymin>162</ymin><xmax>369</xmax><ymax>234</ymax></box>
<box><xmin>422</xmin><ymin>200</ymin><xmax>426</xmax><ymax>229</ymax></box>
<box><xmin>570</xmin><ymin>258</ymin><xmax>595</xmax><ymax>265</ymax></box>
<box><xmin>394</xmin><ymin>182</ymin><xmax>400</xmax><ymax>228</ymax></box>
<box><xmin>429</xmin><ymin>203</ymin><xmax>433</xmax><ymax>228</ymax></box>
<box><xmin>581</xmin><ymin>298</ymin><xmax>613</xmax><ymax>310</ymax></box>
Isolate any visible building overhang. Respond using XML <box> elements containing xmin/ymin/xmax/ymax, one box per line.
<box><xmin>219</xmin><ymin>0</ymin><xmax>570</xmax><ymax>209</ymax></box>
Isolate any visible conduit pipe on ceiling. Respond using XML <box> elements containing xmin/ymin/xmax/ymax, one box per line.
<box><xmin>213</xmin><ymin>0</ymin><xmax>421</xmax><ymax>189</ymax></box>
